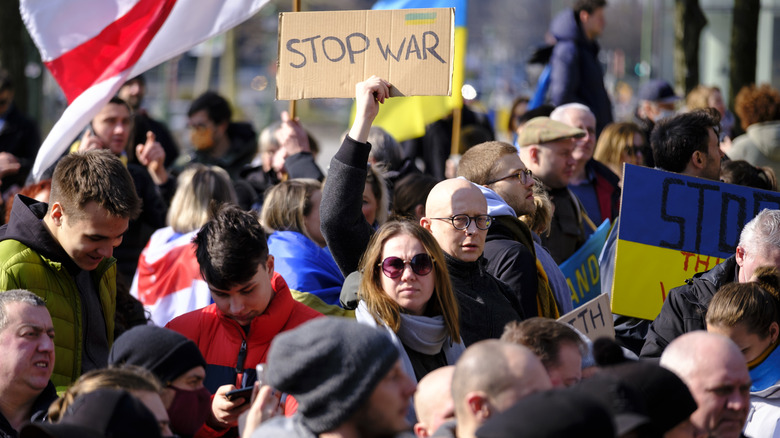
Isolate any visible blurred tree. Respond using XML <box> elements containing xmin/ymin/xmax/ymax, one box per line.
<box><xmin>673</xmin><ymin>0</ymin><xmax>707</xmax><ymax>95</ymax></box>
<box><xmin>729</xmin><ymin>0</ymin><xmax>759</xmax><ymax>135</ymax></box>
<box><xmin>0</xmin><ymin>0</ymin><xmax>29</xmax><ymax>114</ymax></box>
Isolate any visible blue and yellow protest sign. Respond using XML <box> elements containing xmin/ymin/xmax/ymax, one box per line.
<box><xmin>560</xmin><ymin>219</ymin><xmax>610</xmax><ymax>309</ymax></box>
<box><xmin>611</xmin><ymin>164</ymin><xmax>780</xmax><ymax>320</ymax></box>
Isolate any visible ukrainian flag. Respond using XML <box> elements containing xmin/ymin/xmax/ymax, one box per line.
<box><xmin>358</xmin><ymin>0</ymin><xmax>467</xmax><ymax>142</ymax></box>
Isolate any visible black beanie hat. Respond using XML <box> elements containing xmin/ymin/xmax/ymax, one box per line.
<box><xmin>607</xmin><ymin>361</ymin><xmax>698</xmax><ymax>435</ymax></box>
<box><xmin>108</xmin><ymin>325</ymin><xmax>206</xmax><ymax>385</ymax></box>
<box><xmin>266</xmin><ymin>317</ymin><xmax>399</xmax><ymax>434</ymax></box>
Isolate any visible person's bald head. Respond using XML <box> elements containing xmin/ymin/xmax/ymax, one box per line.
<box><xmin>421</xmin><ymin>179</ymin><xmax>489</xmax><ymax>263</ymax></box>
<box><xmin>414</xmin><ymin>366</ymin><xmax>455</xmax><ymax>438</ymax></box>
<box><xmin>451</xmin><ymin>340</ymin><xmax>552</xmax><ymax>437</ymax></box>
<box><xmin>660</xmin><ymin>331</ymin><xmax>750</xmax><ymax>438</ymax></box>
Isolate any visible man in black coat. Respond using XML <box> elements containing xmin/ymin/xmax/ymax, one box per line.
<box><xmin>457</xmin><ymin>141</ymin><xmax>560</xmax><ymax>318</ymax></box>
<box><xmin>641</xmin><ymin>208</ymin><xmax>780</xmax><ymax>357</ymax></box>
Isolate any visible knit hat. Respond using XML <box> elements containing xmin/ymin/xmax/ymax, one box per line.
<box><xmin>475</xmin><ymin>389</ymin><xmax>615</xmax><ymax>438</ymax></box>
<box><xmin>517</xmin><ymin>117</ymin><xmax>585</xmax><ymax>147</ymax></box>
<box><xmin>266</xmin><ymin>317</ymin><xmax>399</xmax><ymax>434</ymax></box>
<box><xmin>638</xmin><ymin>79</ymin><xmax>680</xmax><ymax>104</ymax></box>
<box><xmin>20</xmin><ymin>388</ymin><xmax>162</xmax><ymax>438</ymax></box>
<box><xmin>108</xmin><ymin>325</ymin><xmax>206</xmax><ymax>385</ymax></box>
<box><xmin>607</xmin><ymin>361</ymin><xmax>698</xmax><ymax>435</ymax></box>
<box><xmin>570</xmin><ymin>373</ymin><xmax>651</xmax><ymax>436</ymax></box>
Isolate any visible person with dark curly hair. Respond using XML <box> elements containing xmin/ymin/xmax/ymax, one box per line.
<box><xmin>729</xmin><ymin>84</ymin><xmax>780</xmax><ymax>177</ymax></box>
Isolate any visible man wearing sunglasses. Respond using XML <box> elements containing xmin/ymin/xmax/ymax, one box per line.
<box><xmin>518</xmin><ymin>117</ymin><xmax>587</xmax><ymax>265</ymax></box>
<box><xmin>458</xmin><ymin>141</ymin><xmax>570</xmax><ymax>318</ymax></box>
<box><xmin>420</xmin><ymin>178</ymin><xmax>526</xmax><ymax>346</ymax></box>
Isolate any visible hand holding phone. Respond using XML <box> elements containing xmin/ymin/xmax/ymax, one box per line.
<box><xmin>225</xmin><ymin>386</ymin><xmax>254</xmax><ymax>402</ymax></box>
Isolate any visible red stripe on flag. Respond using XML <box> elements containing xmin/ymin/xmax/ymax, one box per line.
<box><xmin>44</xmin><ymin>0</ymin><xmax>177</xmax><ymax>103</ymax></box>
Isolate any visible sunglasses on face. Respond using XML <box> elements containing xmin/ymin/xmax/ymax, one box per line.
<box><xmin>379</xmin><ymin>253</ymin><xmax>434</xmax><ymax>278</ymax></box>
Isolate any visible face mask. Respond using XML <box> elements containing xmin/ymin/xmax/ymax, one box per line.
<box><xmin>190</xmin><ymin>127</ymin><xmax>215</xmax><ymax>151</ymax></box>
<box><xmin>167</xmin><ymin>386</ymin><xmax>212</xmax><ymax>436</ymax></box>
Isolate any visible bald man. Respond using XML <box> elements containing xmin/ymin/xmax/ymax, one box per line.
<box><xmin>550</xmin><ymin>103</ymin><xmax>620</xmax><ymax>224</ymax></box>
<box><xmin>421</xmin><ymin>179</ymin><xmax>525</xmax><ymax>346</ymax></box>
<box><xmin>660</xmin><ymin>331</ymin><xmax>751</xmax><ymax>438</ymax></box>
<box><xmin>414</xmin><ymin>366</ymin><xmax>455</xmax><ymax>438</ymax></box>
<box><xmin>449</xmin><ymin>340</ymin><xmax>552</xmax><ymax>438</ymax></box>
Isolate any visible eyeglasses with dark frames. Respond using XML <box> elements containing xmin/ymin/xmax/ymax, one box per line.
<box><xmin>378</xmin><ymin>253</ymin><xmax>435</xmax><ymax>278</ymax></box>
<box><xmin>429</xmin><ymin>214</ymin><xmax>492</xmax><ymax>231</ymax></box>
<box><xmin>486</xmin><ymin>169</ymin><xmax>534</xmax><ymax>185</ymax></box>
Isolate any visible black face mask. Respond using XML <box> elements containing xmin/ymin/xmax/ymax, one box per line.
<box><xmin>167</xmin><ymin>386</ymin><xmax>212</xmax><ymax>437</ymax></box>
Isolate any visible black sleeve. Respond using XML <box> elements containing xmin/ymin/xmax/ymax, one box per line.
<box><xmin>320</xmin><ymin>136</ymin><xmax>374</xmax><ymax>275</ymax></box>
<box><xmin>640</xmin><ymin>286</ymin><xmax>695</xmax><ymax>358</ymax></box>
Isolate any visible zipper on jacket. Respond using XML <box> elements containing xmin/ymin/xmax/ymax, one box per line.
<box><xmin>235</xmin><ymin>339</ymin><xmax>247</xmax><ymax>374</ymax></box>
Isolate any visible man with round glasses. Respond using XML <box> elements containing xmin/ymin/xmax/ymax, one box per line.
<box><xmin>458</xmin><ymin>141</ymin><xmax>569</xmax><ymax>318</ymax></box>
<box><xmin>421</xmin><ymin>178</ymin><xmax>526</xmax><ymax>346</ymax></box>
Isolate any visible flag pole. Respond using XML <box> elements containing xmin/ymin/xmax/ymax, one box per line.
<box><xmin>451</xmin><ymin>106</ymin><xmax>461</xmax><ymax>156</ymax></box>
<box><xmin>289</xmin><ymin>0</ymin><xmax>301</xmax><ymax>119</ymax></box>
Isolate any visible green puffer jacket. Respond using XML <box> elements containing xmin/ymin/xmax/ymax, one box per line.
<box><xmin>0</xmin><ymin>239</ymin><xmax>116</xmax><ymax>390</ymax></box>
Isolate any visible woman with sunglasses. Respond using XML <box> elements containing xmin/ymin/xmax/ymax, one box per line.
<box><xmin>356</xmin><ymin>220</ymin><xmax>464</xmax><ymax>405</ymax></box>
<box><xmin>593</xmin><ymin>122</ymin><xmax>646</xmax><ymax>185</ymax></box>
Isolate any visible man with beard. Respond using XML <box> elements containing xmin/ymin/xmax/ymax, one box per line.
<box><xmin>457</xmin><ymin>141</ymin><xmax>561</xmax><ymax>317</ymax></box>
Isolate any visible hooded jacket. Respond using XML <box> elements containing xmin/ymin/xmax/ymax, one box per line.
<box><xmin>478</xmin><ymin>185</ymin><xmax>560</xmax><ymax>318</ymax></box>
<box><xmin>549</xmin><ymin>8</ymin><xmax>613</xmax><ymax>134</ymax></box>
<box><xmin>0</xmin><ymin>196</ymin><xmax>116</xmax><ymax>389</ymax></box>
<box><xmin>640</xmin><ymin>256</ymin><xmax>738</xmax><ymax>358</ymax></box>
<box><xmin>728</xmin><ymin>121</ymin><xmax>780</xmax><ymax>178</ymax></box>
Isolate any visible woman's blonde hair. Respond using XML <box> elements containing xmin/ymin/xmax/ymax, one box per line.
<box><xmin>593</xmin><ymin>122</ymin><xmax>644</xmax><ymax>174</ymax></box>
<box><xmin>167</xmin><ymin>164</ymin><xmax>237</xmax><ymax>233</ymax></box>
<box><xmin>357</xmin><ymin>220</ymin><xmax>459</xmax><ymax>341</ymax></box>
<box><xmin>48</xmin><ymin>365</ymin><xmax>161</xmax><ymax>422</ymax></box>
<box><xmin>260</xmin><ymin>178</ymin><xmax>321</xmax><ymax>241</ymax></box>
<box><xmin>519</xmin><ymin>179</ymin><xmax>553</xmax><ymax>236</ymax></box>
<box><xmin>707</xmin><ymin>266</ymin><xmax>780</xmax><ymax>339</ymax></box>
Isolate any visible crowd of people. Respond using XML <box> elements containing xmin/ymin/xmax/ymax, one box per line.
<box><xmin>4</xmin><ymin>0</ymin><xmax>780</xmax><ymax>437</ymax></box>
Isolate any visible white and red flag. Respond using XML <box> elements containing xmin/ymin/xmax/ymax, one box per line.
<box><xmin>21</xmin><ymin>0</ymin><xmax>269</xmax><ymax>179</ymax></box>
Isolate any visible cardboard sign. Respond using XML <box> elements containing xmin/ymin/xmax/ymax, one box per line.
<box><xmin>559</xmin><ymin>219</ymin><xmax>610</xmax><ymax>309</ymax></box>
<box><xmin>611</xmin><ymin>164</ymin><xmax>780</xmax><ymax>320</ymax></box>
<box><xmin>558</xmin><ymin>293</ymin><xmax>614</xmax><ymax>341</ymax></box>
<box><xmin>277</xmin><ymin>8</ymin><xmax>454</xmax><ymax>99</ymax></box>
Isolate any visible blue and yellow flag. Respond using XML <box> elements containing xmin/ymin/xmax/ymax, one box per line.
<box><xmin>356</xmin><ymin>0</ymin><xmax>467</xmax><ymax>142</ymax></box>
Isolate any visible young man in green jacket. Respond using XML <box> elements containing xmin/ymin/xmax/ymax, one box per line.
<box><xmin>0</xmin><ymin>150</ymin><xmax>140</xmax><ymax>390</ymax></box>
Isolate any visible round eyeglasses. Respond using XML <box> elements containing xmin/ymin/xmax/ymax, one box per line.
<box><xmin>378</xmin><ymin>253</ymin><xmax>434</xmax><ymax>278</ymax></box>
<box><xmin>430</xmin><ymin>214</ymin><xmax>492</xmax><ymax>230</ymax></box>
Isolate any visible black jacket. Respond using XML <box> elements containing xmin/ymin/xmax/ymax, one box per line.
<box><xmin>0</xmin><ymin>381</ymin><xmax>57</xmax><ymax>438</ymax></box>
<box><xmin>446</xmin><ymin>253</ymin><xmax>525</xmax><ymax>347</ymax></box>
<box><xmin>640</xmin><ymin>256</ymin><xmax>738</xmax><ymax>358</ymax></box>
<box><xmin>484</xmin><ymin>217</ymin><xmax>540</xmax><ymax>317</ymax></box>
<box><xmin>0</xmin><ymin>105</ymin><xmax>41</xmax><ymax>190</ymax></box>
